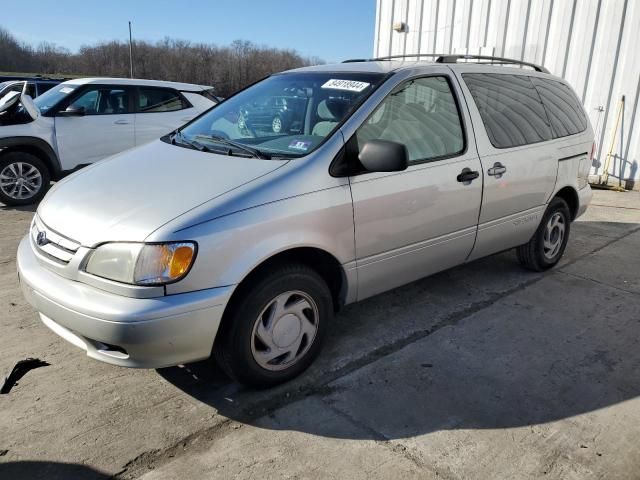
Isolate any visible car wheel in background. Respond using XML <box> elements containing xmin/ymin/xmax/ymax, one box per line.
<box><xmin>214</xmin><ymin>264</ymin><xmax>332</xmax><ymax>387</ymax></box>
<box><xmin>0</xmin><ymin>152</ymin><xmax>50</xmax><ymax>206</ymax></box>
<box><xmin>517</xmin><ymin>197</ymin><xmax>571</xmax><ymax>271</ymax></box>
<box><xmin>271</xmin><ymin>115</ymin><xmax>283</xmax><ymax>133</ymax></box>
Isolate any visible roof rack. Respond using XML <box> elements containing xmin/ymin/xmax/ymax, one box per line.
<box><xmin>342</xmin><ymin>53</ymin><xmax>549</xmax><ymax>74</ymax></box>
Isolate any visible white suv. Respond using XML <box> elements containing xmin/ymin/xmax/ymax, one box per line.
<box><xmin>0</xmin><ymin>78</ymin><xmax>217</xmax><ymax>205</ymax></box>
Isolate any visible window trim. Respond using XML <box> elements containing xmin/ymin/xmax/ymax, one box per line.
<box><xmin>349</xmin><ymin>73</ymin><xmax>468</xmax><ymax>169</ymax></box>
<box><xmin>134</xmin><ymin>86</ymin><xmax>192</xmax><ymax>114</ymax></box>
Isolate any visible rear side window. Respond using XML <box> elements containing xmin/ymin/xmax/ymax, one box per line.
<box><xmin>463</xmin><ymin>73</ymin><xmax>552</xmax><ymax>149</ymax></box>
<box><xmin>356</xmin><ymin>76</ymin><xmax>465</xmax><ymax>163</ymax></box>
<box><xmin>532</xmin><ymin>78</ymin><xmax>587</xmax><ymax>138</ymax></box>
<box><xmin>137</xmin><ymin>87</ymin><xmax>189</xmax><ymax>113</ymax></box>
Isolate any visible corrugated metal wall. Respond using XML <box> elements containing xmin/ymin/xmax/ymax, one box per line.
<box><xmin>374</xmin><ymin>0</ymin><xmax>640</xmax><ymax>184</ymax></box>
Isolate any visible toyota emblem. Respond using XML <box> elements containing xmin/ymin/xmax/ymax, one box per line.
<box><xmin>36</xmin><ymin>231</ymin><xmax>49</xmax><ymax>246</ymax></box>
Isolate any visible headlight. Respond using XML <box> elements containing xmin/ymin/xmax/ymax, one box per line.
<box><xmin>85</xmin><ymin>242</ymin><xmax>196</xmax><ymax>285</ymax></box>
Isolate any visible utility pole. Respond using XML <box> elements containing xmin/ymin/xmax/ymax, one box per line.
<box><xmin>128</xmin><ymin>21</ymin><xmax>134</xmax><ymax>78</ymax></box>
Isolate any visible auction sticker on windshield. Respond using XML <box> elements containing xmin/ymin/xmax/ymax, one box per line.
<box><xmin>321</xmin><ymin>79</ymin><xmax>370</xmax><ymax>92</ymax></box>
<box><xmin>289</xmin><ymin>140</ymin><xmax>312</xmax><ymax>151</ymax></box>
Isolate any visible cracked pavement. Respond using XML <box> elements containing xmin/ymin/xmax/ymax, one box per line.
<box><xmin>1</xmin><ymin>189</ymin><xmax>639</xmax><ymax>479</ymax></box>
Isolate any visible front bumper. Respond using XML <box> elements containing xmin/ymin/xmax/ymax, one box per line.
<box><xmin>17</xmin><ymin>235</ymin><xmax>233</xmax><ymax>368</ymax></box>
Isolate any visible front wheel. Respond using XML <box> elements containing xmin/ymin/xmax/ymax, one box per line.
<box><xmin>214</xmin><ymin>264</ymin><xmax>332</xmax><ymax>387</ymax></box>
<box><xmin>0</xmin><ymin>152</ymin><xmax>50</xmax><ymax>206</ymax></box>
<box><xmin>517</xmin><ymin>197</ymin><xmax>571</xmax><ymax>271</ymax></box>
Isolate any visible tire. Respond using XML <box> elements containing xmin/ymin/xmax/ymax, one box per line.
<box><xmin>271</xmin><ymin>115</ymin><xmax>283</xmax><ymax>134</ymax></box>
<box><xmin>214</xmin><ymin>264</ymin><xmax>332</xmax><ymax>388</ymax></box>
<box><xmin>0</xmin><ymin>152</ymin><xmax>50</xmax><ymax>206</ymax></box>
<box><xmin>517</xmin><ymin>197</ymin><xmax>571</xmax><ymax>272</ymax></box>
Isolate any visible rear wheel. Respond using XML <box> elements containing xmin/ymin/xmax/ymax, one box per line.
<box><xmin>0</xmin><ymin>152</ymin><xmax>50</xmax><ymax>206</ymax></box>
<box><xmin>215</xmin><ymin>264</ymin><xmax>332</xmax><ymax>387</ymax></box>
<box><xmin>517</xmin><ymin>197</ymin><xmax>571</xmax><ymax>271</ymax></box>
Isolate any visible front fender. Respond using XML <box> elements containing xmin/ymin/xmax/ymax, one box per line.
<box><xmin>164</xmin><ymin>185</ymin><xmax>356</xmax><ymax>296</ymax></box>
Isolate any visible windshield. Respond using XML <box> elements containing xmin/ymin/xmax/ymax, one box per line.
<box><xmin>33</xmin><ymin>83</ymin><xmax>78</xmax><ymax>114</ymax></box>
<box><xmin>179</xmin><ymin>72</ymin><xmax>386</xmax><ymax>158</ymax></box>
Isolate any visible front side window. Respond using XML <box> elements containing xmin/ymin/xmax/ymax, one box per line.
<box><xmin>67</xmin><ymin>87</ymin><xmax>130</xmax><ymax>115</ymax></box>
<box><xmin>356</xmin><ymin>76</ymin><xmax>465</xmax><ymax>163</ymax></box>
<box><xmin>138</xmin><ymin>87</ymin><xmax>188</xmax><ymax>113</ymax></box>
<box><xmin>178</xmin><ymin>72</ymin><xmax>386</xmax><ymax>158</ymax></box>
<box><xmin>532</xmin><ymin>78</ymin><xmax>587</xmax><ymax>138</ymax></box>
<box><xmin>463</xmin><ymin>73</ymin><xmax>552</xmax><ymax>149</ymax></box>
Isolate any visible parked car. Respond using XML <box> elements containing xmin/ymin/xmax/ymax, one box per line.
<box><xmin>17</xmin><ymin>56</ymin><xmax>593</xmax><ymax>387</ymax></box>
<box><xmin>0</xmin><ymin>78</ymin><xmax>217</xmax><ymax>205</ymax></box>
<box><xmin>238</xmin><ymin>94</ymin><xmax>307</xmax><ymax>134</ymax></box>
<box><xmin>0</xmin><ymin>76</ymin><xmax>66</xmax><ymax>99</ymax></box>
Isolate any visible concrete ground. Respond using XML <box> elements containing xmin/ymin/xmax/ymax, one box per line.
<box><xmin>1</xmin><ymin>189</ymin><xmax>639</xmax><ymax>480</ymax></box>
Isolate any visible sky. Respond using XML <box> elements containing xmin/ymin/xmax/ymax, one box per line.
<box><xmin>3</xmin><ymin>0</ymin><xmax>377</xmax><ymax>63</ymax></box>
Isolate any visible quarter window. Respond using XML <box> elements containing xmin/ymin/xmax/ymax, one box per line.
<box><xmin>137</xmin><ymin>88</ymin><xmax>189</xmax><ymax>113</ymax></box>
<box><xmin>463</xmin><ymin>73</ymin><xmax>552</xmax><ymax>148</ymax></box>
<box><xmin>68</xmin><ymin>87</ymin><xmax>130</xmax><ymax>115</ymax></box>
<box><xmin>532</xmin><ymin>78</ymin><xmax>587</xmax><ymax>138</ymax></box>
<box><xmin>356</xmin><ymin>76</ymin><xmax>465</xmax><ymax>163</ymax></box>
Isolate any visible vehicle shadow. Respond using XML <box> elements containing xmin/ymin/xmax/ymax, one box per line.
<box><xmin>0</xmin><ymin>203</ymin><xmax>38</xmax><ymax>213</ymax></box>
<box><xmin>0</xmin><ymin>461</ymin><xmax>109</xmax><ymax>480</ymax></box>
<box><xmin>157</xmin><ymin>219</ymin><xmax>640</xmax><ymax>441</ymax></box>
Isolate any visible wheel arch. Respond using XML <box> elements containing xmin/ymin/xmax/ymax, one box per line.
<box><xmin>0</xmin><ymin>137</ymin><xmax>61</xmax><ymax>179</ymax></box>
<box><xmin>553</xmin><ymin>185</ymin><xmax>579</xmax><ymax>221</ymax></box>
<box><xmin>217</xmin><ymin>247</ymin><xmax>348</xmax><ymax>340</ymax></box>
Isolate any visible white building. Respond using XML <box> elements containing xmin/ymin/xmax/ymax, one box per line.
<box><xmin>374</xmin><ymin>0</ymin><xmax>640</xmax><ymax>187</ymax></box>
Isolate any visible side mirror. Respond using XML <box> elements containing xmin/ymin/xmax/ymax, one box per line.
<box><xmin>59</xmin><ymin>105</ymin><xmax>85</xmax><ymax>117</ymax></box>
<box><xmin>358</xmin><ymin>139</ymin><xmax>409</xmax><ymax>173</ymax></box>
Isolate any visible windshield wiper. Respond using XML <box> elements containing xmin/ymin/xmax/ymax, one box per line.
<box><xmin>194</xmin><ymin>134</ymin><xmax>271</xmax><ymax>159</ymax></box>
<box><xmin>171</xmin><ymin>130</ymin><xmax>200</xmax><ymax>150</ymax></box>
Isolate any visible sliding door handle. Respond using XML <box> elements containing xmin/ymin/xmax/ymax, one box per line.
<box><xmin>488</xmin><ymin>162</ymin><xmax>507</xmax><ymax>177</ymax></box>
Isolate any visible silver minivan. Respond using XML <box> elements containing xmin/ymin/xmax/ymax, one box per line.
<box><xmin>17</xmin><ymin>55</ymin><xmax>594</xmax><ymax>387</ymax></box>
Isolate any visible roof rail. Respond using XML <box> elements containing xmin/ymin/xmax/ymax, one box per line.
<box><xmin>435</xmin><ymin>54</ymin><xmax>549</xmax><ymax>73</ymax></box>
<box><xmin>342</xmin><ymin>53</ymin><xmax>549</xmax><ymax>73</ymax></box>
<box><xmin>342</xmin><ymin>54</ymin><xmax>443</xmax><ymax>63</ymax></box>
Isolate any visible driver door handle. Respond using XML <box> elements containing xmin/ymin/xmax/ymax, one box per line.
<box><xmin>114</xmin><ymin>119</ymin><xmax>129</xmax><ymax>125</ymax></box>
<box><xmin>487</xmin><ymin>162</ymin><xmax>507</xmax><ymax>177</ymax></box>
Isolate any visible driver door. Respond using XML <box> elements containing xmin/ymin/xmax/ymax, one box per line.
<box><xmin>350</xmin><ymin>75</ymin><xmax>483</xmax><ymax>300</ymax></box>
<box><xmin>54</xmin><ymin>85</ymin><xmax>135</xmax><ymax>170</ymax></box>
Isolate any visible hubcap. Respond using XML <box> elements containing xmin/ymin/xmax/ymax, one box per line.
<box><xmin>543</xmin><ymin>211</ymin><xmax>566</xmax><ymax>260</ymax></box>
<box><xmin>272</xmin><ymin>116</ymin><xmax>282</xmax><ymax>133</ymax></box>
<box><xmin>0</xmin><ymin>162</ymin><xmax>42</xmax><ymax>200</ymax></box>
<box><xmin>250</xmin><ymin>290</ymin><xmax>319</xmax><ymax>371</ymax></box>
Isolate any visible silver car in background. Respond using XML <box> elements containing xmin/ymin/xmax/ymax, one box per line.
<box><xmin>17</xmin><ymin>55</ymin><xmax>594</xmax><ymax>387</ymax></box>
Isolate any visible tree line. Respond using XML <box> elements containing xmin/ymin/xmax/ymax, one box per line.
<box><xmin>0</xmin><ymin>26</ymin><xmax>323</xmax><ymax>97</ymax></box>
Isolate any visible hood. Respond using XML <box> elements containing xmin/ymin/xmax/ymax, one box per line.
<box><xmin>38</xmin><ymin>140</ymin><xmax>287</xmax><ymax>246</ymax></box>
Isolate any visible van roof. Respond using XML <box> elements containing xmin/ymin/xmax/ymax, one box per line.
<box><xmin>59</xmin><ymin>77</ymin><xmax>213</xmax><ymax>92</ymax></box>
<box><xmin>289</xmin><ymin>54</ymin><xmax>555</xmax><ymax>77</ymax></box>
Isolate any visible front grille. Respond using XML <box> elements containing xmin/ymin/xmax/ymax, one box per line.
<box><xmin>31</xmin><ymin>216</ymin><xmax>80</xmax><ymax>264</ymax></box>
